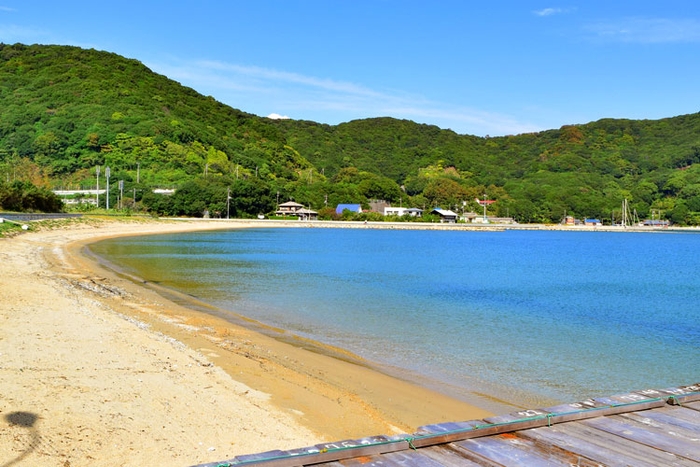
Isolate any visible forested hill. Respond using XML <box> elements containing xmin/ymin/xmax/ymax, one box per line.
<box><xmin>1</xmin><ymin>43</ymin><xmax>700</xmax><ymax>224</ymax></box>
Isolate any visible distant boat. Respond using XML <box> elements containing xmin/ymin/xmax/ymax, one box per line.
<box><xmin>621</xmin><ymin>199</ymin><xmax>640</xmax><ymax>227</ymax></box>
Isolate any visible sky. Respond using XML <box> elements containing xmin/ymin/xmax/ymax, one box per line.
<box><xmin>1</xmin><ymin>1</ymin><xmax>699</xmax><ymax>136</ymax></box>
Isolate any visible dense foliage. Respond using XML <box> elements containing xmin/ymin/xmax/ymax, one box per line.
<box><xmin>0</xmin><ymin>179</ymin><xmax>62</xmax><ymax>212</ymax></box>
<box><xmin>1</xmin><ymin>43</ymin><xmax>700</xmax><ymax>223</ymax></box>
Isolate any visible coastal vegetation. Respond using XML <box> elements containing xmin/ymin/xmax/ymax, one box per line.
<box><xmin>0</xmin><ymin>179</ymin><xmax>62</xmax><ymax>212</ymax></box>
<box><xmin>1</xmin><ymin>43</ymin><xmax>700</xmax><ymax>224</ymax></box>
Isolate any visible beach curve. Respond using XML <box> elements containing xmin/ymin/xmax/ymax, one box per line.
<box><xmin>0</xmin><ymin>217</ymin><xmax>492</xmax><ymax>467</ymax></box>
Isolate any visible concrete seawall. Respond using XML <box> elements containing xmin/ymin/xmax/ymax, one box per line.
<box><xmin>165</xmin><ymin>217</ymin><xmax>700</xmax><ymax>233</ymax></box>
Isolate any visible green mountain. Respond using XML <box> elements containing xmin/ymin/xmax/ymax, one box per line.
<box><xmin>1</xmin><ymin>43</ymin><xmax>699</xmax><ymax>223</ymax></box>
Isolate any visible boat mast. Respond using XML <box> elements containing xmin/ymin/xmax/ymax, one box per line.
<box><xmin>621</xmin><ymin>199</ymin><xmax>627</xmax><ymax>228</ymax></box>
<box><xmin>621</xmin><ymin>199</ymin><xmax>633</xmax><ymax>228</ymax></box>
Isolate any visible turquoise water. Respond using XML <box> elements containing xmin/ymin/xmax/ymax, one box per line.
<box><xmin>90</xmin><ymin>228</ymin><xmax>700</xmax><ymax>411</ymax></box>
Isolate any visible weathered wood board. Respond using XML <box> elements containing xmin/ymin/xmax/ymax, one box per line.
<box><xmin>194</xmin><ymin>383</ymin><xmax>700</xmax><ymax>467</ymax></box>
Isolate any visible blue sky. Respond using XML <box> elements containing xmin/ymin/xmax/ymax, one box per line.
<box><xmin>1</xmin><ymin>1</ymin><xmax>699</xmax><ymax>136</ymax></box>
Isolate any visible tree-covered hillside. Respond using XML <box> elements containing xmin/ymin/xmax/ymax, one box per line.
<box><xmin>272</xmin><ymin>114</ymin><xmax>700</xmax><ymax>224</ymax></box>
<box><xmin>1</xmin><ymin>43</ymin><xmax>699</xmax><ymax>223</ymax></box>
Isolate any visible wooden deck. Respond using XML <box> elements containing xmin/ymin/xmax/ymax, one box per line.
<box><xmin>194</xmin><ymin>383</ymin><xmax>700</xmax><ymax>466</ymax></box>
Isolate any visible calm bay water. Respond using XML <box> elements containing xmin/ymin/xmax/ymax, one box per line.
<box><xmin>90</xmin><ymin>228</ymin><xmax>700</xmax><ymax>412</ymax></box>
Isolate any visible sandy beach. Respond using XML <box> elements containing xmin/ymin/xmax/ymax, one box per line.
<box><xmin>0</xmin><ymin>217</ymin><xmax>492</xmax><ymax>467</ymax></box>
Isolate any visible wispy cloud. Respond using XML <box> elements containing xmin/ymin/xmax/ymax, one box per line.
<box><xmin>197</xmin><ymin>60</ymin><xmax>384</xmax><ymax>99</ymax></box>
<box><xmin>585</xmin><ymin>17</ymin><xmax>700</xmax><ymax>43</ymax></box>
<box><xmin>0</xmin><ymin>6</ymin><xmax>16</xmax><ymax>12</ymax></box>
<box><xmin>148</xmin><ymin>58</ymin><xmax>541</xmax><ymax>136</ymax></box>
<box><xmin>534</xmin><ymin>8</ymin><xmax>564</xmax><ymax>17</ymax></box>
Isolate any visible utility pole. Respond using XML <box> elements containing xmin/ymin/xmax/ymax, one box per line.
<box><xmin>95</xmin><ymin>166</ymin><xmax>100</xmax><ymax>207</ymax></box>
<box><xmin>119</xmin><ymin>180</ymin><xmax>124</xmax><ymax>210</ymax></box>
<box><xmin>227</xmin><ymin>187</ymin><xmax>231</xmax><ymax>219</ymax></box>
<box><xmin>105</xmin><ymin>167</ymin><xmax>111</xmax><ymax>210</ymax></box>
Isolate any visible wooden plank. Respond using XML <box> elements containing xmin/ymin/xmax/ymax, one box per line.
<box><xmin>618</xmin><ymin>411</ymin><xmax>700</xmax><ymax>441</ymax></box>
<box><xmin>477</xmin><ymin>392</ymin><xmax>665</xmax><ymax>432</ymax></box>
<box><xmin>415</xmin><ymin>420</ymin><xmax>483</xmax><ymax>435</ymax></box>
<box><xmin>322</xmin><ymin>447</ymin><xmax>475</xmax><ymax>467</ymax></box>
<box><xmin>199</xmin><ymin>435</ymin><xmax>411</xmax><ymax>467</ymax></box>
<box><xmin>518</xmin><ymin>418</ymin><xmax>699</xmax><ymax>467</ymax></box>
<box><xmin>277</xmin><ymin>436</ymin><xmax>410</xmax><ymax>466</ymax></box>
<box><xmin>193</xmin><ymin>385</ymin><xmax>700</xmax><ymax>467</ymax></box>
<box><xmin>412</xmin><ymin>393</ymin><xmax>665</xmax><ymax>448</ymax></box>
<box><xmin>219</xmin><ymin>449</ymin><xmax>289</xmax><ymax>466</ymax></box>
<box><xmin>620</xmin><ymin>405</ymin><xmax>700</xmax><ymax>433</ymax></box>
<box><xmin>419</xmin><ymin>445</ymin><xmax>486</xmax><ymax>467</ymax></box>
<box><xmin>640</xmin><ymin>383</ymin><xmax>700</xmax><ymax>404</ymax></box>
<box><xmin>682</xmin><ymin>400</ymin><xmax>700</xmax><ymax>412</ymax></box>
<box><xmin>583</xmin><ymin>414</ymin><xmax>700</xmax><ymax>462</ymax></box>
<box><xmin>450</xmin><ymin>432</ymin><xmax>597</xmax><ymax>467</ymax></box>
<box><xmin>197</xmin><ymin>396</ymin><xmax>669</xmax><ymax>466</ymax></box>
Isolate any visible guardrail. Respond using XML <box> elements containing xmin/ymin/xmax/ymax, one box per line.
<box><xmin>0</xmin><ymin>212</ymin><xmax>83</xmax><ymax>222</ymax></box>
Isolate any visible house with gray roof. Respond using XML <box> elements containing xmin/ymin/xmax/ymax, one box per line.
<box><xmin>276</xmin><ymin>201</ymin><xmax>318</xmax><ymax>220</ymax></box>
<box><xmin>431</xmin><ymin>208</ymin><xmax>459</xmax><ymax>223</ymax></box>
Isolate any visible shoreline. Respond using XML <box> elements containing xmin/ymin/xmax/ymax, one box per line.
<box><xmin>1</xmin><ymin>218</ymin><xmax>493</xmax><ymax>466</ymax></box>
<box><xmin>85</xmin><ymin>238</ymin><xmax>526</xmax><ymax>415</ymax></box>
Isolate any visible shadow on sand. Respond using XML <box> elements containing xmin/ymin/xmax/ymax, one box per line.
<box><xmin>2</xmin><ymin>411</ymin><xmax>40</xmax><ymax>467</ymax></box>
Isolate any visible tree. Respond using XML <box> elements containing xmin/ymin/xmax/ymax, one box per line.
<box><xmin>422</xmin><ymin>178</ymin><xmax>470</xmax><ymax>208</ymax></box>
<box><xmin>0</xmin><ymin>180</ymin><xmax>63</xmax><ymax>212</ymax></box>
<box><xmin>229</xmin><ymin>178</ymin><xmax>274</xmax><ymax>217</ymax></box>
<box><xmin>671</xmin><ymin>200</ymin><xmax>689</xmax><ymax>225</ymax></box>
<box><xmin>357</xmin><ymin>176</ymin><xmax>402</xmax><ymax>203</ymax></box>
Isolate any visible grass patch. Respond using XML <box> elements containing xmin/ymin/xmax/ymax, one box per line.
<box><xmin>0</xmin><ymin>213</ymin><xmax>167</xmax><ymax>237</ymax></box>
<box><xmin>0</xmin><ymin>220</ymin><xmax>25</xmax><ymax>237</ymax></box>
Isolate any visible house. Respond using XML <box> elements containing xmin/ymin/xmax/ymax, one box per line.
<box><xmin>562</xmin><ymin>215</ymin><xmax>582</xmax><ymax>226</ymax></box>
<box><xmin>384</xmin><ymin>207</ymin><xmax>423</xmax><ymax>217</ymax></box>
<box><xmin>461</xmin><ymin>211</ymin><xmax>479</xmax><ymax>223</ymax></box>
<box><xmin>336</xmin><ymin>204</ymin><xmax>362</xmax><ymax>215</ymax></box>
<box><xmin>384</xmin><ymin>207</ymin><xmax>407</xmax><ymax>216</ymax></box>
<box><xmin>275</xmin><ymin>201</ymin><xmax>304</xmax><ymax>216</ymax></box>
<box><xmin>294</xmin><ymin>208</ymin><xmax>318</xmax><ymax>221</ymax></box>
<box><xmin>431</xmin><ymin>208</ymin><xmax>459</xmax><ymax>223</ymax></box>
<box><xmin>643</xmin><ymin>219</ymin><xmax>670</xmax><ymax>227</ymax></box>
<box><xmin>275</xmin><ymin>201</ymin><xmax>318</xmax><ymax>220</ymax></box>
<box><xmin>405</xmin><ymin>208</ymin><xmax>423</xmax><ymax>217</ymax></box>
<box><xmin>584</xmin><ymin>218</ymin><xmax>602</xmax><ymax>226</ymax></box>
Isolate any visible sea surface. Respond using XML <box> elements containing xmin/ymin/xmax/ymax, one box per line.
<box><xmin>90</xmin><ymin>227</ymin><xmax>700</xmax><ymax>412</ymax></box>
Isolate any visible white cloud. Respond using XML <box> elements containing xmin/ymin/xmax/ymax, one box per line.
<box><xmin>0</xmin><ymin>6</ymin><xmax>16</xmax><ymax>12</ymax></box>
<box><xmin>534</xmin><ymin>8</ymin><xmax>563</xmax><ymax>17</ymax></box>
<box><xmin>534</xmin><ymin>7</ymin><xmax>576</xmax><ymax>18</ymax></box>
<box><xmin>147</xmin><ymin>58</ymin><xmax>542</xmax><ymax>136</ymax></box>
<box><xmin>195</xmin><ymin>60</ymin><xmax>384</xmax><ymax>98</ymax></box>
<box><xmin>266</xmin><ymin>113</ymin><xmax>290</xmax><ymax>120</ymax></box>
<box><xmin>586</xmin><ymin>17</ymin><xmax>700</xmax><ymax>43</ymax></box>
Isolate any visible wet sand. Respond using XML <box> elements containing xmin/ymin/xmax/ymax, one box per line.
<box><xmin>0</xmin><ymin>217</ymin><xmax>492</xmax><ymax>466</ymax></box>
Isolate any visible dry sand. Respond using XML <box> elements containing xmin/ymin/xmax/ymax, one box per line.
<box><xmin>0</xmin><ymin>218</ymin><xmax>492</xmax><ymax>467</ymax></box>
